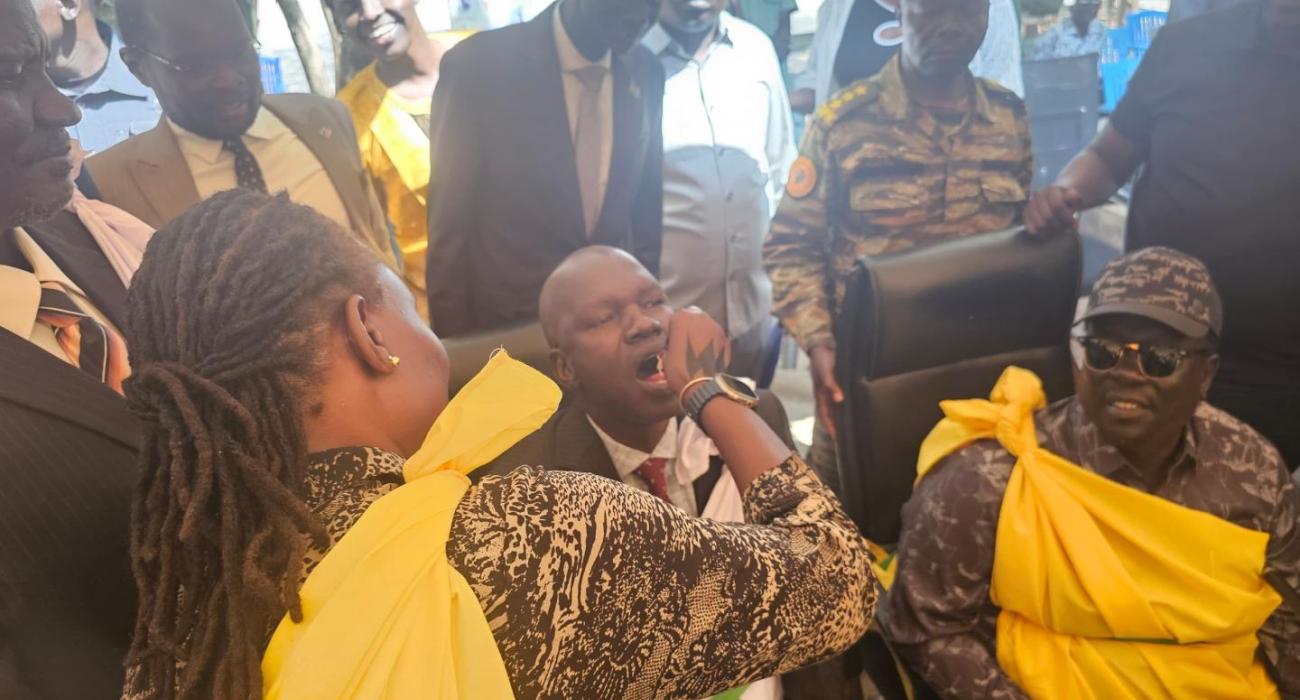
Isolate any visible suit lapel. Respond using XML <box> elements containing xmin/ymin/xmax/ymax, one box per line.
<box><xmin>21</xmin><ymin>212</ymin><xmax>129</xmax><ymax>331</ymax></box>
<box><xmin>693</xmin><ymin>455</ymin><xmax>726</xmax><ymax>512</ymax></box>
<box><xmin>526</xmin><ymin>6</ymin><xmax>598</xmax><ymax>249</ymax></box>
<box><xmin>550</xmin><ymin>405</ymin><xmax>620</xmax><ymax>483</ymax></box>
<box><xmin>263</xmin><ymin>96</ymin><xmax>368</xmax><ymax>236</ymax></box>
<box><xmin>127</xmin><ymin>120</ymin><xmax>201</xmax><ymax>226</ymax></box>
<box><xmin>591</xmin><ymin>54</ymin><xmax>646</xmax><ymax>245</ymax></box>
<box><xmin>0</xmin><ymin>328</ymin><xmax>139</xmax><ymax>451</ymax></box>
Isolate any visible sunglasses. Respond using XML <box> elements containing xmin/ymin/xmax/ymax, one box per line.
<box><xmin>1075</xmin><ymin>337</ymin><xmax>1206</xmax><ymax>379</ymax></box>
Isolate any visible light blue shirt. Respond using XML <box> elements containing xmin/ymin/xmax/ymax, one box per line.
<box><xmin>61</xmin><ymin>24</ymin><xmax>161</xmax><ymax>155</ymax></box>
<box><xmin>644</xmin><ymin>14</ymin><xmax>797</xmax><ymax>339</ymax></box>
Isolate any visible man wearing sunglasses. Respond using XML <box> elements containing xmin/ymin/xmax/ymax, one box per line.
<box><xmin>80</xmin><ymin>0</ymin><xmax>399</xmax><ymax>271</ymax></box>
<box><xmin>882</xmin><ymin>247</ymin><xmax>1300</xmax><ymax>698</ymax></box>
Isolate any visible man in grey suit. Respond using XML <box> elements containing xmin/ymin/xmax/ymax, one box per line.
<box><xmin>425</xmin><ymin>0</ymin><xmax>665</xmax><ymax>337</ymax></box>
<box><xmin>480</xmin><ymin>247</ymin><xmax>794</xmax><ymax>516</ymax></box>
<box><xmin>83</xmin><ymin>0</ymin><xmax>399</xmax><ymax>270</ymax></box>
<box><xmin>0</xmin><ymin>0</ymin><xmax>140</xmax><ymax>694</ymax></box>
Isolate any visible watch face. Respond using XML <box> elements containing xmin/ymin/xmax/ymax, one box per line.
<box><xmin>717</xmin><ymin>374</ymin><xmax>759</xmax><ymax>401</ymax></box>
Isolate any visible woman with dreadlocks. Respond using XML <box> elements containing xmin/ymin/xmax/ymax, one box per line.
<box><xmin>121</xmin><ymin>190</ymin><xmax>874</xmax><ymax>700</ymax></box>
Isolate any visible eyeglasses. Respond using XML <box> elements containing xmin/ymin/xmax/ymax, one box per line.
<box><xmin>1075</xmin><ymin>336</ymin><xmax>1205</xmax><ymax>379</ymax></box>
<box><xmin>135</xmin><ymin>42</ymin><xmax>261</xmax><ymax>76</ymax></box>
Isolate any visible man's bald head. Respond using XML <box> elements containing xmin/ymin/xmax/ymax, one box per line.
<box><xmin>540</xmin><ymin>246</ymin><xmax>652</xmax><ymax>349</ymax></box>
<box><xmin>540</xmin><ymin>246</ymin><xmax>677</xmax><ymax>424</ymax></box>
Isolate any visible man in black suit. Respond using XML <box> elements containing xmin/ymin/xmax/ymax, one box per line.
<box><xmin>425</xmin><ymin>0</ymin><xmax>665</xmax><ymax>337</ymax></box>
<box><xmin>0</xmin><ymin>0</ymin><xmax>140</xmax><ymax>695</ymax></box>
<box><xmin>480</xmin><ymin>247</ymin><xmax>793</xmax><ymax>518</ymax></box>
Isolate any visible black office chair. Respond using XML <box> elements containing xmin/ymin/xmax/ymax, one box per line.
<box><xmin>833</xmin><ymin>227</ymin><xmax>1081</xmax><ymax>547</ymax></box>
<box><xmin>831</xmin><ymin>228</ymin><xmax>1081</xmax><ymax>699</ymax></box>
<box><xmin>443</xmin><ymin>320</ymin><xmax>553</xmax><ymax>396</ymax></box>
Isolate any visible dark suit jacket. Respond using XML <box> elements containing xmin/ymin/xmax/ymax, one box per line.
<box><xmin>477</xmin><ymin>390</ymin><xmax>795</xmax><ymax>507</ymax></box>
<box><xmin>425</xmin><ymin>4</ymin><xmax>665</xmax><ymax>337</ymax></box>
<box><xmin>84</xmin><ymin>93</ymin><xmax>400</xmax><ymax>270</ymax></box>
<box><xmin>0</xmin><ymin>224</ymin><xmax>139</xmax><ymax>699</ymax></box>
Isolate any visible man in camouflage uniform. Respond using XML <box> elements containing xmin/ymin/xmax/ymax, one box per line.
<box><xmin>763</xmin><ymin>0</ymin><xmax>1032</xmax><ymax>475</ymax></box>
<box><xmin>882</xmin><ymin>248</ymin><xmax>1300</xmax><ymax>698</ymax></box>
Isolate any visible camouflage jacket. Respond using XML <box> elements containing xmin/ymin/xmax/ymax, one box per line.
<box><xmin>880</xmin><ymin>397</ymin><xmax>1300</xmax><ymax>699</ymax></box>
<box><xmin>763</xmin><ymin>55</ymin><xmax>1033</xmax><ymax>350</ymax></box>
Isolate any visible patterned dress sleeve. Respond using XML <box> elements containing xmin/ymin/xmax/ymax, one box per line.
<box><xmin>447</xmin><ymin>455</ymin><xmax>876</xmax><ymax>700</ymax></box>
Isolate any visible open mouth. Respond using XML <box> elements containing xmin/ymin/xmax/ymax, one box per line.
<box><xmin>1105</xmin><ymin>396</ymin><xmax>1150</xmax><ymax>416</ymax></box>
<box><xmin>635</xmin><ymin>350</ymin><xmax>667</xmax><ymax>386</ymax></box>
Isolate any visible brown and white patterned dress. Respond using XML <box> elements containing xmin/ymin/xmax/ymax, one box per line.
<box><xmin>301</xmin><ymin>447</ymin><xmax>876</xmax><ymax>700</ymax></box>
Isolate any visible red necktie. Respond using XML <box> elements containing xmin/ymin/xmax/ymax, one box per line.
<box><xmin>35</xmin><ymin>284</ymin><xmax>129</xmax><ymax>395</ymax></box>
<box><xmin>635</xmin><ymin>457</ymin><xmax>672</xmax><ymax>505</ymax></box>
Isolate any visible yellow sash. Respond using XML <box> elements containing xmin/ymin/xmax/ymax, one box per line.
<box><xmin>916</xmin><ymin>367</ymin><xmax>1282</xmax><ymax>700</ymax></box>
<box><xmin>262</xmin><ymin>351</ymin><xmax>561</xmax><ymax>699</ymax></box>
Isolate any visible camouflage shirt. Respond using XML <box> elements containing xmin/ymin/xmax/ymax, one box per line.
<box><xmin>881</xmin><ymin>397</ymin><xmax>1300</xmax><ymax>699</ymax></box>
<box><xmin>763</xmin><ymin>55</ymin><xmax>1033</xmax><ymax>350</ymax></box>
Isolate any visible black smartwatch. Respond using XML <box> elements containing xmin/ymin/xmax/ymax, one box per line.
<box><xmin>681</xmin><ymin>374</ymin><xmax>760</xmax><ymax>429</ymax></box>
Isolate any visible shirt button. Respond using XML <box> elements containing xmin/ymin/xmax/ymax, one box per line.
<box><xmin>726</xmin><ymin>192</ymin><xmax>734</xmax><ymax>202</ymax></box>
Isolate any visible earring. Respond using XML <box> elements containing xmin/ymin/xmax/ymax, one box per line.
<box><xmin>388</xmin><ymin>354</ymin><xmax>401</xmax><ymax>367</ymax></box>
<box><xmin>59</xmin><ymin>4</ymin><xmax>78</xmax><ymax>20</ymax></box>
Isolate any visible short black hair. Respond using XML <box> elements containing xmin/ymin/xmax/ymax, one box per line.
<box><xmin>114</xmin><ymin>0</ymin><xmax>156</xmax><ymax>47</ymax></box>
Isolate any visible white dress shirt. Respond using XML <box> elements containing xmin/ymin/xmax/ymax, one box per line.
<box><xmin>167</xmin><ymin>107</ymin><xmax>352</xmax><ymax>230</ymax></box>
<box><xmin>0</xmin><ymin>228</ymin><xmax>120</xmax><ymax>364</ymax></box>
<box><xmin>797</xmin><ymin>0</ymin><xmax>1025</xmax><ymax>107</ymax></box>
<box><xmin>554</xmin><ymin>8</ymin><xmax>614</xmax><ymax>214</ymax></box>
<box><xmin>645</xmin><ymin>15</ymin><xmax>796</xmax><ymax>340</ymax></box>
<box><xmin>589</xmin><ymin>416</ymin><xmax>702</xmax><ymax>516</ymax></box>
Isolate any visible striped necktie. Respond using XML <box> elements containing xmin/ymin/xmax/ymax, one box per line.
<box><xmin>35</xmin><ymin>284</ymin><xmax>129</xmax><ymax>394</ymax></box>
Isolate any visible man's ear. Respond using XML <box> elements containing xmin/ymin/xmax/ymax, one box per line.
<box><xmin>119</xmin><ymin>47</ymin><xmax>155</xmax><ymax>88</ymax></box>
<box><xmin>550</xmin><ymin>347</ymin><xmax>580</xmax><ymax>391</ymax></box>
<box><xmin>59</xmin><ymin>0</ymin><xmax>81</xmax><ymax>21</ymax></box>
<box><xmin>1200</xmin><ymin>353</ymin><xmax>1220</xmax><ymax>400</ymax></box>
<box><xmin>343</xmin><ymin>294</ymin><xmax>398</xmax><ymax>375</ymax></box>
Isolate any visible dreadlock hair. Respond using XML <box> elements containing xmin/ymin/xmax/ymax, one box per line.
<box><xmin>123</xmin><ymin>190</ymin><xmax>385</xmax><ymax>699</ymax></box>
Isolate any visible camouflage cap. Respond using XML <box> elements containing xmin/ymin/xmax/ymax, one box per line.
<box><xmin>1076</xmin><ymin>247</ymin><xmax>1223</xmax><ymax>339</ymax></box>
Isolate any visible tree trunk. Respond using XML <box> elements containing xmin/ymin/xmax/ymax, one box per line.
<box><xmin>276</xmin><ymin>0</ymin><xmax>332</xmax><ymax>96</ymax></box>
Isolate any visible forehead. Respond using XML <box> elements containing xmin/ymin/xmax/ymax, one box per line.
<box><xmin>147</xmin><ymin>0</ymin><xmax>250</xmax><ymax>52</ymax></box>
<box><xmin>0</xmin><ymin>1</ymin><xmax>44</xmax><ymax>58</ymax></box>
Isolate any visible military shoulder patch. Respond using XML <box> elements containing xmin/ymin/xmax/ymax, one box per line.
<box><xmin>786</xmin><ymin>156</ymin><xmax>818</xmax><ymax>199</ymax></box>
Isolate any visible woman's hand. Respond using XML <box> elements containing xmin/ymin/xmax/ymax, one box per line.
<box><xmin>664</xmin><ymin>307</ymin><xmax>732</xmax><ymax>400</ymax></box>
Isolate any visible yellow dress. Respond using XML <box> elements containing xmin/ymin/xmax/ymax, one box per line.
<box><xmin>916</xmin><ymin>367</ymin><xmax>1283</xmax><ymax>699</ymax></box>
<box><xmin>262</xmin><ymin>351</ymin><xmax>561</xmax><ymax>699</ymax></box>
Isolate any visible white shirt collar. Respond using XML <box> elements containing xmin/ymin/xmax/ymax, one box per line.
<box><xmin>167</xmin><ymin>106</ymin><xmax>286</xmax><ymax>165</ymax></box>
<box><xmin>554</xmin><ymin>4</ymin><xmax>612</xmax><ymax>73</ymax></box>
<box><xmin>0</xmin><ymin>227</ymin><xmax>89</xmax><ymax>339</ymax></box>
<box><xmin>588</xmin><ymin>415</ymin><xmax>679</xmax><ymax>480</ymax></box>
<box><xmin>643</xmin><ymin>13</ymin><xmax>736</xmax><ymax>57</ymax></box>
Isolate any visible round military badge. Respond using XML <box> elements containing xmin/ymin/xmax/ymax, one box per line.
<box><xmin>787</xmin><ymin>157</ymin><xmax>818</xmax><ymax>199</ymax></box>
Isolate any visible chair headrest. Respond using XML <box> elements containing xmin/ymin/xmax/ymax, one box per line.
<box><xmin>443</xmin><ymin>320</ymin><xmax>553</xmax><ymax>395</ymax></box>
<box><xmin>841</xmin><ymin>227</ymin><xmax>1081</xmax><ymax>380</ymax></box>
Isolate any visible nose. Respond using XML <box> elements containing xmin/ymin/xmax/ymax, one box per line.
<box><xmin>208</xmin><ymin>63</ymin><xmax>244</xmax><ymax>90</ymax></box>
<box><xmin>34</xmin><ymin>71</ymin><xmax>81</xmax><ymax>129</ymax></box>
<box><xmin>625</xmin><ymin>307</ymin><xmax>663</xmax><ymax>343</ymax></box>
<box><xmin>359</xmin><ymin>0</ymin><xmax>384</xmax><ymax>19</ymax></box>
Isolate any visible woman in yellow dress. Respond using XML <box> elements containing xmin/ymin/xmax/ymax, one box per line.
<box><xmin>120</xmin><ymin>190</ymin><xmax>875</xmax><ymax>700</ymax></box>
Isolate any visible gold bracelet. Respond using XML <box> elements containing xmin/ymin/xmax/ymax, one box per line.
<box><xmin>678</xmin><ymin>376</ymin><xmax>714</xmax><ymax>412</ymax></box>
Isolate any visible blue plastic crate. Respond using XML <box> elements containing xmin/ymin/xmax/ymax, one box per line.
<box><xmin>1104</xmin><ymin>27</ymin><xmax>1134</xmax><ymax>61</ymax></box>
<box><xmin>1100</xmin><ymin>53</ymin><xmax>1142</xmax><ymax>113</ymax></box>
<box><xmin>259</xmin><ymin>55</ymin><xmax>285</xmax><ymax>95</ymax></box>
<box><xmin>1128</xmin><ymin>10</ymin><xmax>1167</xmax><ymax>50</ymax></box>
